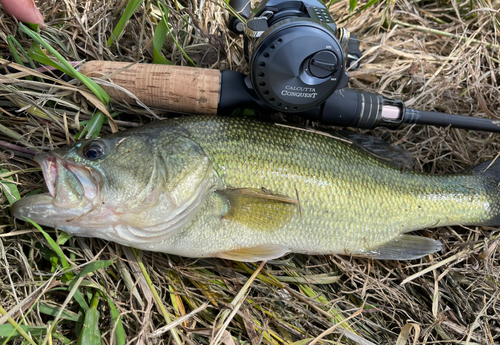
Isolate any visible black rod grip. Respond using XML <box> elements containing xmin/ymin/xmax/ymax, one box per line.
<box><xmin>319</xmin><ymin>89</ymin><xmax>384</xmax><ymax>128</ymax></box>
<box><xmin>218</xmin><ymin>70</ymin><xmax>273</xmax><ymax>115</ymax></box>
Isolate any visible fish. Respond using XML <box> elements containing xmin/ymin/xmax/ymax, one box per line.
<box><xmin>11</xmin><ymin>116</ymin><xmax>500</xmax><ymax>262</ymax></box>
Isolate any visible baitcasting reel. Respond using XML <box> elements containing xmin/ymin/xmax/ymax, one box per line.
<box><xmin>231</xmin><ymin>0</ymin><xmax>351</xmax><ymax>113</ymax></box>
<box><xmin>223</xmin><ymin>0</ymin><xmax>410</xmax><ymax>129</ymax></box>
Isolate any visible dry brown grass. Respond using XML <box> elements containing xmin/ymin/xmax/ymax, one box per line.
<box><xmin>1</xmin><ymin>0</ymin><xmax>500</xmax><ymax>344</ymax></box>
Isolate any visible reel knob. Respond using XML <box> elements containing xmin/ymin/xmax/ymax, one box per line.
<box><xmin>308</xmin><ymin>50</ymin><xmax>338</xmax><ymax>78</ymax></box>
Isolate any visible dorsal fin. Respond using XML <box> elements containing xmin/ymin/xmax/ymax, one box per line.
<box><xmin>274</xmin><ymin>124</ymin><xmax>414</xmax><ymax>169</ymax></box>
<box><xmin>336</xmin><ymin>130</ymin><xmax>414</xmax><ymax>169</ymax></box>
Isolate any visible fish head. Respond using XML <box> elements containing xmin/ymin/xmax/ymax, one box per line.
<box><xmin>12</xmin><ymin>129</ymin><xmax>215</xmax><ymax>244</ymax></box>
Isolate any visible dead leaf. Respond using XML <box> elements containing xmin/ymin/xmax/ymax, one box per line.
<box><xmin>239</xmin><ymin>309</ymin><xmax>259</xmax><ymax>345</ymax></box>
<box><xmin>78</xmin><ymin>89</ymin><xmax>118</xmax><ymax>133</ymax></box>
<box><xmin>396</xmin><ymin>323</ymin><xmax>421</xmax><ymax>345</ymax></box>
<box><xmin>475</xmin><ymin>87</ymin><xmax>495</xmax><ymax>118</ymax></box>
<box><xmin>184</xmin><ymin>328</ymin><xmax>236</xmax><ymax>345</ymax></box>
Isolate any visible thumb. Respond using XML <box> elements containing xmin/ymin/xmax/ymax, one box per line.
<box><xmin>0</xmin><ymin>0</ymin><xmax>44</xmax><ymax>26</ymax></box>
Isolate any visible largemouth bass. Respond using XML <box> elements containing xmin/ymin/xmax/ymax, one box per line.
<box><xmin>12</xmin><ymin>116</ymin><xmax>500</xmax><ymax>261</ymax></box>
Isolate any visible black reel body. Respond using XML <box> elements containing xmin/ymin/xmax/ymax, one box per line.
<box><xmin>244</xmin><ymin>0</ymin><xmax>350</xmax><ymax>113</ymax></box>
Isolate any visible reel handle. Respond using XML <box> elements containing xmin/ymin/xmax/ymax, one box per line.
<box><xmin>228</xmin><ymin>0</ymin><xmax>251</xmax><ymax>34</ymax></box>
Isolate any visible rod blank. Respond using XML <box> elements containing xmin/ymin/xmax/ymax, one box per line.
<box><xmin>403</xmin><ymin>108</ymin><xmax>500</xmax><ymax>133</ymax></box>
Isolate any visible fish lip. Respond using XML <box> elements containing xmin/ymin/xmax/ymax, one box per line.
<box><xmin>34</xmin><ymin>153</ymin><xmax>56</xmax><ymax>198</ymax></box>
<box><xmin>12</xmin><ymin>192</ymin><xmax>53</xmax><ymax>216</ymax></box>
<box><xmin>34</xmin><ymin>153</ymin><xmax>101</xmax><ymax>204</ymax></box>
<box><xmin>11</xmin><ymin>193</ymin><xmax>55</xmax><ymax>222</ymax></box>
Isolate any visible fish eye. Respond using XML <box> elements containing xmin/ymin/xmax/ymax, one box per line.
<box><xmin>83</xmin><ymin>143</ymin><xmax>105</xmax><ymax>160</ymax></box>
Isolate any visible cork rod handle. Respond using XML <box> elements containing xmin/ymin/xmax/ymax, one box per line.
<box><xmin>80</xmin><ymin>61</ymin><xmax>221</xmax><ymax>115</ymax></box>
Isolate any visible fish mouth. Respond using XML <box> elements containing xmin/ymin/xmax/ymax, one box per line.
<box><xmin>34</xmin><ymin>153</ymin><xmax>101</xmax><ymax>205</ymax></box>
<box><xmin>12</xmin><ymin>153</ymin><xmax>103</xmax><ymax>226</ymax></box>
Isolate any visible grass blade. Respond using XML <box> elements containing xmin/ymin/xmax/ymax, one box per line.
<box><xmin>0</xmin><ymin>168</ymin><xmax>21</xmax><ymax>204</ymax></box>
<box><xmin>77</xmin><ymin>292</ymin><xmax>102</xmax><ymax>345</ymax></box>
<box><xmin>22</xmin><ymin>30</ymin><xmax>117</xmax><ymax>136</ymax></box>
<box><xmin>75</xmin><ymin>110</ymin><xmax>106</xmax><ymax>139</ymax></box>
<box><xmin>38</xmin><ymin>303</ymin><xmax>82</xmax><ymax>322</ymax></box>
<box><xmin>19</xmin><ymin>23</ymin><xmax>110</xmax><ymax>105</ymax></box>
<box><xmin>66</xmin><ymin>260</ymin><xmax>114</xmax><ymax>313</ymax></box>
<box><xmin>57</xmin><ymin>232</ymin><xmax>73</xmax><ymax>246</ymax></box>
<box><xmin>105</xmin><ymin>297</ymin><xmax>126</xmax><ymax>345</ymax></box>
<box><xmin>73</xmin><ymin>260</ymin><xmax>114</xmax><ymax>282</ymax></box>
<box><xmin>133</xmin><ymin>249</ymin><xmax>183</xmax><ymax>345</ymax></box>
<box><xmin>153</xmin><ymin>16</ymin><xmax>173</xmax><ymax>65</ymax></box>
<box><xmin>28</xmin><ymin>41</ymin><xmax>74</xmax><ymax>77</ymax></box>
<box><xmin>6</xmin><ymin>35</ymin><xmax>36</xmax><ymax>81</ymax></box>
<box><xmin>0</xmin><ymin>122</ymin><xmax>33</xmax><ymax>147</ymax></box>
<box><xmin>273</xmin><ymin>273</ymin><xmax>341</xmax><ymax>284</ymax></box>
<box><xmin>107</xmin><ymin>0</ymin><xmax>144</xmax><ymax>46</ymax></box>
<box><xmin>157</xmin><ymin>2</ymin><xmax>196</xmax><ymax>66</ymax></box>
<box><xmin>0</xmin><ymin>305</ymin><xmax>37</xmax><ymax>345</ymax></box>
<box><xmin>339</xmin><ymin>0</ymin><xmax>382</xmax><ymax>24</ymax></box>
<box><xmin>72</xmin><ymin>290</ymin><xmax>90</xmax><ymax>312</ymax></box>
<box><xmin>212</xmin><ymin>261</ymin><xmax>267</xmax><ymax>345</ymax></box>
<box><xmin>25</xmin><ymin>218</ymin><xmax>74</xmax><ymax>280</ymax></box>
<box><xmin>0</xmin><ymin>324</ymin><xmax>46</xmax><ymax>337</ymax></box>
<box><xmin>349</xmin><ymin>0</ymin><xmax>358</xmax><ymax>12</ymax></box>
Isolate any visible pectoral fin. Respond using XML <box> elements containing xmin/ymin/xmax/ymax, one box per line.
<box><xmin>215</xmin><ymin>244</ymin><xmax>291</xmax><ymax>262</ymax></box>
<box><xmin>216</xmin><ymin>188</ymin><xmax>298</xmax><ymax>231</ymax></box>
<box><xmin>363</xmin><ymin>235</ymin><xmax>442</xmax><ymax>260</ymax></box>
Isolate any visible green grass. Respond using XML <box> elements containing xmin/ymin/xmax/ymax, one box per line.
<box><xmin>1</xmin><ymin>0</ymin><xmax>499</xmax><ymax>344</ymax></box>
<box><xmin>107</xmin><ymin>0</ymin><xmax>144</xmax><ymax>47</ymax></box>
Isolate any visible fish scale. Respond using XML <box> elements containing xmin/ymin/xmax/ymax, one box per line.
<box><xmin>12</xmin><ymin>116</ymin><xmax>500</xmax><ymax>261</ymax></box>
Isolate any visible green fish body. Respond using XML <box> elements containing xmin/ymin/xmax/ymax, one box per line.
<box><xmin>12</xmin><ymin>116</ymin><xmax>500</xmax><ymax>261</ymax></box>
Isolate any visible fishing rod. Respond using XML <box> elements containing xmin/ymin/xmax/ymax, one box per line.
<box><xmin>77</xmin><ymin>0</ymin><xmax>500</xmax><ymax>133</ymax></box>
<box><xmin>4</xmin><ymin>0</ymin><xmax>499</xmax><ymax>133</ymax></box>
<box><xmin>79</xmin><ymin>60</ymin><xmax>500</xmax><ymax>133</ymax></box>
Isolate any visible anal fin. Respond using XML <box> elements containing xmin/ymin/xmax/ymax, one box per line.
<box><xmin>215</xmin><ymin>244</ymin><xmax>291</xmax><ymax>262</ymax></box>
<box><xmin>364</xmin><ymin>235</ymin><xmax>442</xmax><ymax>260</ymax></box>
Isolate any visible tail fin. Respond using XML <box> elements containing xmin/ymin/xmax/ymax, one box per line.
<box><xmin>472</xmin><ymin>157</ymin><xmax>500</xmax><ymax>226</ymax></box>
